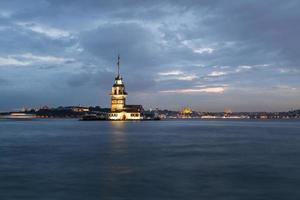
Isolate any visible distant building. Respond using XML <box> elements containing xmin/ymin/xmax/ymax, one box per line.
<box><xmin>71</xmin><ymin>107</ymin><xmax>89</xmax><ymax>113</ymax></box>
<box><xmin>181</xmin><ymin>107</ymin><xmax>192</xmax><ymax>115</ymax></box>
<box><xmin>224</xmin><ymin>108</ymin><xmax>232</xmax><ymax>117</ymax></box>
<box><xmin>180</xmin><ymin>107</ymin><xmax>193</xmax><ymax>118</ymax></box>
<box><xmin>260</xmin><ymin>115</ymin><xmax>268</xmax><ymax>119</ymax></box>
<box><xmin>41</xmin><ymin>105</ymin><xmax>50</xmax><ymax>110</ymax></box>
<box><xmin>108</xmin><ymin>56</ymin><xmax>143</xmax><ymax>120</ymax></box>
<box><xmin>59</xmin><ymin>106</ymin><xmax>89</xmax><ymax>112</ymax></box>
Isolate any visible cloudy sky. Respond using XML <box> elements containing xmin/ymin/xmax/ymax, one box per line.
<box><xmin>0</xmin><ymin>0</ymin><xmax>300</xmax><ymax>112</ymax></box>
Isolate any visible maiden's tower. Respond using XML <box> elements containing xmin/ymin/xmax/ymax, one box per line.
<box><xmin>108</xmin><ymin>56</ymin><xmax>143</xmax><ymax>120</ymax></box>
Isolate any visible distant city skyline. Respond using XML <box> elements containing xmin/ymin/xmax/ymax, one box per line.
<box><xmin>0</xmin><ymin>0</ymin><xmax>300</xmax><ymax>112</ymax></box>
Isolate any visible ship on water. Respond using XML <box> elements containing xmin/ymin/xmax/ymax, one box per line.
<box><xmin>0</xmin><ymin>113</ymin><xmax>36</xmax><ymax>120</ymax></box>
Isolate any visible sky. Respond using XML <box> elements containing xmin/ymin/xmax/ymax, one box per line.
<box><xmin>0</xmin><ymin>0</ymin><xmax>300</xmax><ymax>112</ymax></box>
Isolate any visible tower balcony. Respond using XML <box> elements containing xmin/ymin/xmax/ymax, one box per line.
<box><xmin>110</xmin><ymin>94</ymin><xmax>127</xmax><ymax>98</ymax></box>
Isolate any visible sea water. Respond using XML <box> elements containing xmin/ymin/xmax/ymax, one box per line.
<box><xmin>0</xmin><ymin>119</ymin><xmax>300</xmax><ymax>200</ymax></box>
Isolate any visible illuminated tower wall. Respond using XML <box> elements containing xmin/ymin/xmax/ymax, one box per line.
<box><xmin>110</xmin><ymin>76</ymin><xmax>127</xmax><ymax>111</ymax></box>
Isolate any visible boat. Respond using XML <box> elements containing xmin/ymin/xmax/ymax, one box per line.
<box><xmin>0</xmin><ymin>113</ymin><xmax>36</xmax><ymax>120</ymax></box>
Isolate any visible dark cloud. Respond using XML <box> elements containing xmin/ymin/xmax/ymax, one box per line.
<box><xmin>66</xmin><ymin>72</ymin><xmax>91</xmax><ymax>87</ymax></box>
<box><xmin>80</xmin><ymin>22</ymin><xmax>163</xmax><ymax>70</ymax></box>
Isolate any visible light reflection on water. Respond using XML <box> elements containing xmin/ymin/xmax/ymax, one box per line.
<box><xmin>109</xmin><ymin>121</ymin><xmax>133</xmax><ymax>174</ymax></box>
<box><xmin>104</xmin><ymin>121</ymin><xmax>135</xmax><ymax>197</ymax></box>
<box><xmin>109</xmin><ymin>121</ymin><xmax>127</xmax><ymax>152</ymax></box>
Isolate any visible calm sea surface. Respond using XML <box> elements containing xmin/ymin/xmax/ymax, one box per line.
<box><xmin>0</xmin><ymin>119</ymin><xmax>300</xmax><ymax>200</ymax></box>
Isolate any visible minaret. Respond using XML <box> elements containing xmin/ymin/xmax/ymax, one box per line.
<box><xmin>110</xmin><ymin>55</ymin><xmax>127</xmax><ymax>112</ymax></box>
